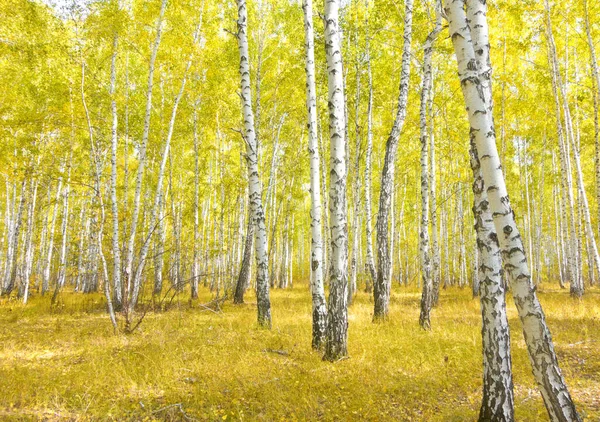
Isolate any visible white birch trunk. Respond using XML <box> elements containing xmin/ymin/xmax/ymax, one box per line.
<box><xmin>445</xmin><ymin>1</ymin><xmax>580</xmax><ymax>419</ymax></box>
<box><xmin>363</xmin><ymin>0</ymin><xmax>376</xmax><ymax>292</ymax></box>
<box><xmin>302</xmin><ymin>0</ymin><xmax>327</xmax><ymax>349</ymax></box>
<box><xmin>109</xmin><ymin>33</ymin><xmax>123</xmax><ymax>308</ymax></box>
<box><xmin>124</xmin><ymin>0</ymin><xmax>167</xmax><ymax>310</ymax></box>
<box><xmin>129</xmin><ymin>12</ymin><xmax>202</xmax><ymax>309</ymax></box>
<box><xmin>52</xmin><ymin>159</ymin><xmax>72</xmax><ymax>303</ymax></box>
<box><xmin>419</xmin><ymin>5</ymin><xmax>441</xmax><ymax>329</ymax></box>
<box><xmin>22</xmin><ymin>180</ymin><xmax>38</xmax><ymax>304</ymax></box>
<box><xmin>236</xmin><ymin>0</ymin><xmax>271</xmax><ymax>327</ymax></box>
<box><xmin>323</xmin><ymin>0</ymin><xmax>349</xmax><ymax>361</ymax></box>
<box><xmin>584</xmin><ymin>0</ymin><xmax>600</xmax><ymax>244</ymax></box>
<box><xmin>42</xmin><ymin>174</ymin><xmax>63</xmax><ymax>295</ymax></box>
<box><xmin>373</xmin><ymin>0</ymin><xmax>413</xmax><ymax>320</ymax></box>
<box><xmin>2</xmin><ymin>180</ymin><xmax>25</xmax><ymax>296</ymax></box>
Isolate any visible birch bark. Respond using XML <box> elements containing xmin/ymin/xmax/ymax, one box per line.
<box><xmin>302</xmin><ymin>0</ymin><xmax>327</xmax><ymax>349</ymax></box>
<box><xmin>109</xmin><ymin>33</ymin><xmax>122</xmax><ymax>308</ymax></box>
<box><xmin>445</xmin><ymin>1</ymin><xmax>580</xmax><ymax>419</ymax></box>
<box><xmin>419</xmin><ymin>3</ymin><xmax>441</xmax><ymax>330</ymax></box>
<box><xmin>236</xmin><ymin>0</ymin><xmax>271</xmax><ymax>327</ymax></box>
<box><xmin>123</xmin><ymin>0</ymin><xmax>167</xmax><ymax>310</ymax></box>
<box><xmin>373</xmin><ymin>0</ymin><xmax>413</xmax><ymax>320</ymax></box>
<box><xmin>363</xmin><ymin>0</ymin><xmax>375</xmax><ymax>291</ymax></box>
<box><xmin>323</xmin><ymin>0</ymin><xmax>349</xmax><ymax>361</ymax></box>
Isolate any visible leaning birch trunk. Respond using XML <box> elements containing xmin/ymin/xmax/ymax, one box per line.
<box><xmin>418</xmin><ymin>5</ymin><xmax>441</xmax><ymax>330</ymax></box>
<box><xmin>363</xmin><ymin>0</ymin><xmax>376</xmax><ymax>291</ymax></box>
<box><xmin>373</xmin><ymin>0</ymin><xmax>413</xmax><ymax>321</ymax></box>
<box><xmin>129</xmin><ymin>13</ymin><xmax>202</xmax><ymax>309</ymax></box>
<box><xmin>236</xmin><ymin>0</ymin><xmax>271</xmax><ymax>328</ymax></box>
<box><xmin>462</xmin><ymin>2</ymin><xmax>516</xmax><ymax>408</ymax></box>
<box><xmin>302</xmin><ymin>0</ymin><xmax>327</xmax><ymax>349</ymax></box>
<box><xmin>469</xmin><ymin>135</ymin><xmax>515</xmax><ymax>421</ymax></box>
<box><xmin>109</xmin><ymin>33</ymin><xmax>123</xmax><ymax>309</ymax></box>
<box><xmin>322</xmin><ymin>0</ymin><xmax>348</xmax><ymax>361</ymax></box>
<box><xmin>445</xmin><ymin>1</ymin><xmax>580</xmax><ymax>420</ymax></box>
<box><xmin>123</xmin><ymin>0</ymin><xmax>167</xmax><ymax>310</ymax></box>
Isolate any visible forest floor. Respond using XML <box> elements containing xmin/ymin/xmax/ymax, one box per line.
<box><xmin>0</xmin><ymin>284</ymin><xmax>599</xmax><ymax>421</ymax></box>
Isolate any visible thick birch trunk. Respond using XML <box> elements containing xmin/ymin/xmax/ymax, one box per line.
<box><xmin>462</xmin><ymin>2</ymin><xmax>516</xmax><ymax>405</ymax></box>
<box><xmin>445</xmin><ymin>1</ymin><xmax>580</xmax><ymax>419</ymax></box>
<box><xmin>323</xmin><ymin>0</ymin><xmax>348</xmax><ymax>361</ymax></box>
<box><xmin>419</xmin><ymin>6</ymin><xmax>441</xmax><ymax>329</ymax></box>
<box><xmin>302</xmin><ymin>0</ymin><xmax>327</xmax><ymax>349</ymax></box>
<box><xmin>236</xmin><ymin>0</ymin><xmax>271</xmax><ymax>328</ymax></box>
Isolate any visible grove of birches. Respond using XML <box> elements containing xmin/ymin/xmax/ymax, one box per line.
<box><xmin>1</xmin><ymin>0</ymin><xmax>600</xmax><ymax>420</ymax></box>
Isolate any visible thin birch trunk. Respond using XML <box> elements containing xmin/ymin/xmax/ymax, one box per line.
<box><xmin>2</xmin><ymin>180</ymin><xmax>25</xmax><ymax>296</ymax></box>
<box><xmin>192</xmin><ymin>101</ymin><xmax>201</xmax><ymax>300</ymax></box>
<box><xmin>52</xmin><ymin>158</ymin><xmax>72</xmax><ymax>304</ymax></box>
<box><xmin>374</xmin><ymin>0</ymin><xmax>413</xmax><ymax>320</ymax></box>
<box><xmin>22</xmin><ymin>180</ymin><xmax>38</xmax><ymax>304</ymax></box>
<box><xmin>109</xmin><ymin>33</ymin><xmax>123</xmax><ymax>309</ymax></box>
<box><xmin>129</xmin><ymin>12</ymin><xmax>202</xmax><ymax>309</ymax></box>
<box><xmin>43</xmin><ymin>173</ymin><xmax>63</xmax><ymax>295</ymax></box>
<box><xmin>584</xmin><ymin>0</ymin><xmax>600</xmax><ymax>243</ymax></box>
<box><xmin>124</xmin><ymin>0</ymin><xmax>167</xmax><ymax>311</ymax></box>
<box><xmin>363</xmin><ymin>0</ymin><xmax>376</xmax><ymax>291</ymax></box>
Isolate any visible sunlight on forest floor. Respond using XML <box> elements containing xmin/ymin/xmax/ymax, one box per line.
<box><xmin>0</xmin><ymin>284</ymin><xmax>599</xmax><ymax>421</ymax></box>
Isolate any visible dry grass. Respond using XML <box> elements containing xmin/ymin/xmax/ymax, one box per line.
<box><xmin>0</xmin><ymin>283</ymin><xmax>599</xmax><ymax>421</ymax></box>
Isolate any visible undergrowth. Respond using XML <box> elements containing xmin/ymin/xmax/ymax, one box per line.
<box><xmin>0</xmin><ymin>284</ymin><xmax>598</xmax><ymax>421</ymax></box>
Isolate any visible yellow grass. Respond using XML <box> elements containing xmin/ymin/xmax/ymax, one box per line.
<box><xmin>0</xmin><ymin>284</ymin><xmax>599</xmax><ymax>421</ymax></box>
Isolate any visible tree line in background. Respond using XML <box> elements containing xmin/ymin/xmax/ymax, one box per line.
<box><xmin>1</xmin><ymin>0</ymin><xmax>598</xmax><ymax>420</ymax></box>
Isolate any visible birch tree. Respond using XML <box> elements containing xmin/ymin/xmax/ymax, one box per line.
<box><xmin>323</xmin><ymin>0</ymin><xmax>349</xmax><ymax>362</ymax></box>
<box><xmin>302</xmin><ymin>0</ymin><xmax>327</xmax><ymax>349</ymax></box>
<box><xmin>363</xmin><ymin>0</ymin><xmax>376</xmax><ymax>292</ymax></box>
<box><xmin>123</xmin><ymin>0</ymin><xmax>167</xmax><ymax>312</ymax></box>
<box><xmin>373</xmin><ymin>0</ymin><xmax>413</xmax><ymax>321</ymax></box>
<box><xmin>418</xmin><ymin>1</ymin><xmax>441</xmax><ymax>330</ymax></box>
<box><xmin>445</xmin><ymin>0</ymin><xmax>580</xmax><ymax>419</ymax></box>
<box><xmin>236</xmin><ymin>0</ymin><xmax>271</xmax><ymax>328</ymax></box>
